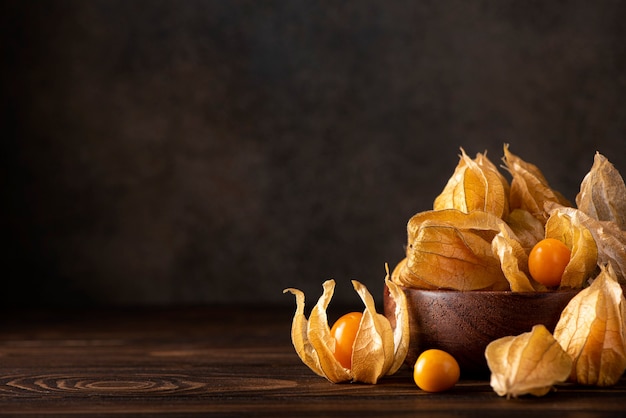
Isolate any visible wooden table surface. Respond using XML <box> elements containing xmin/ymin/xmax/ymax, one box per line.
<box><xmin>0</xmin><ymin>306</ymin><xmax>624</xmax><ymax>417</ymax></box>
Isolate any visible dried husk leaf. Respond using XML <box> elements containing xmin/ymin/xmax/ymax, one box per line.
<box><xmin>546</xmin><ymin>204</ymin><xmax>626</xmax><ymax>285</ymax></box>
<box><xmin>576</xmin><ymin>152</ymin><xmax>626</xmax><ymax>230</ymax></box>
<box><xmin>406</xmin><ymin>222</ymin><xmax>493</xmax><ymax>290</ymax></box>
<box><xmin>403</xmin><ymin>215</ymin><xmax>509</xmax><ymax>290</ymax></box>
<box><xmin>406</xmin><ymin>209</ymin><xmax>506</xmax><ymax>249</ymax></box>
<box><xmin>434</xmin><ymin>148</ymin><xmax>509</xmax><ymax>218</ymax></box>
<box><xmin>505</xmin><ymin>209</ymin><xmax>544</xmax><ymax>254</ymax></box>
<box><xmin>282</xmin><ymin>286</ymin><xmax>326</xmax><ymax>378</ymax></box>
<box><xmin>544</xmin><ymin>210</ymin><xmax>598</xmax><ymax>289</ymax></box>
<box><xmin>306</xmin><ymin>280</ymin><xmax>353</xmax><ymax>383</ymax></box>
<box><xmin>382</xmin><ymin>272</ymin><xmax>411</xmax><ymax>375</ymax></box>
<box><xmin>391</xmin><ymin>257</ymin><xmax>438</xmax><ymax>290</ymax></box>
<box><xmin>283</xmin><ymin>278</ymin><xmax>409</xmax><ymax>384</ymax></box>
<box><xmin>475</xmin><ymin>151</ymin><xmax>511</xmax><ymax>204</ymax></box>
<box><xmin>486</xmin><ymin>324</ymin><xmax>573</xmax><ymax>398</ymax></box>
<box><xmin>351</xmin><ymin>280</ymin><xmax>394</xmax><ymax>384</ymax></box>
<box><xmin>503</xmin><ymin>144</ymin><xmax>571</xmax><ymax>224</ymax></box>
<box><xmin>433</xmin><ymin>151</ymin><xmax>468</xmax><ymax>212</ymax></box>
<box><xmin>553</xmin><ymin>264</ymin><xmax>626</xmax><ymax>386</ymax></box>
<box><xmin>492</xmin><ymin>224</ymin><xmax>547</xmax><ymax>292</ymax></box>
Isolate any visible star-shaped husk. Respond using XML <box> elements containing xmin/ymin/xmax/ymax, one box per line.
<box><xmin>283</xmin><ymin>275</ymin><xmax>409</xmax><ymax>384</ymax></box>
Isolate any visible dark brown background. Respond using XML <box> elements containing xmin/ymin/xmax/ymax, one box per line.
<box><xmin>3</xmin><ymin>0</ymin><xmax>626</xmax><ymax>308</ymax></box>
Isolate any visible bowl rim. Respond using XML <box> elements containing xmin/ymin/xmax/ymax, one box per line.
<box><xmin>389</xmin><ymin>283</ymin><xmax>582</xmax><ymax>296</ymax></box>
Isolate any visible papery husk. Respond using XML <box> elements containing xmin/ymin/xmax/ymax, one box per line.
<box><xmin>282</xmin><ymin>284</ymin><xmax>327</xmax><ymax>379</ymax></box>
<box><xmin>485</xmin><ymin>324</ymin><xmax>573</xmax><ymax>398</ymax></box>
<box><xmin>306</xmin><ymin>280</ymin><xmax>353</xmax><ymax>383</ymax></box>
<box><xmin>476</xmin><ymin>151</ymin><xmax>511</xmax><ymax>200</ymax></box>
<box><xmin>399</xmin><ymin>209</ymin><xmax>509</xmax><ymax>290</ymax></box>
<box><xmin>503</xmin><ymin>144</ymin><xmax>571</xmax><ymax>224</ymax></box>
<box><xmin>406</xmin><ymin>209</ymin><xmax>506</xmax><ymax>249</ymax></box>
<box><xmin>434</xmin><ymin>148</ymin><xmax>510</xmax><ymax>219</ymax></box>
<box><xmin>288</xmin><ymin>280</ymin><xmax>351</xmax><ymax>383</ymax></box>
<box><xmin>544</xmin><ymin>210</ymin><xmax>598</xmax><ymax>289</ymax></box>
<box><xmin>492</xmin><ymin>224</ymin><xmax>547</xmax><ymax>292</ymax></box>
<box><xmin>553</xmin><ymin>264</ymin><xmax>626</xmax><ymax>386</ymax></box>
<box><xmin>350</xmin><ymin>281</ymin><xmax>394</xmax><ymax>384</ymax></box>
<box><xmin>351</xmin><ymin>277</ymin><xmax>410</xmax><ymax>382</ymax></box>
<box><xmin>391</xmin><ymin>257</ymin><xmax>438</xmax><ymax>290</ymax></box>
<box><xmin>381</xmin><ymin>272</ymin><xmax>411</xmax><ymax>375</ymax></box>
<box><xmin>576</xmin><ymin>152</ymin><xmax>626</xmax><ymax>230</ymax></box>
<box><xmin>546</xmin><ymin>203</ymin><xmax>626</xmax><ymax>285</ymax></box>
<box><xmin>283</xmin><ymin>276</ymin><xmax>409</xmax><ymax>384</ymax></box>
<box><xmin>505</xmin><ymin>209</ymin><xmax>544</xmax><ymax>254</ymax></box>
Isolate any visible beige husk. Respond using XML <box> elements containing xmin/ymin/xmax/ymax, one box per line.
<box><xmin>576</xmin><ymin>152</ymin><xmax>626</xmax><ymax>230</ymax></box>
<box><xmin>485</xmin><ymin>324</ymin><xmax>573</xmax><ymax>398</ymax></box>
<box><xmin>502</xmin><ymin>144</ymin><xmax>571</xmax><ymax>224</ymax></box>
<box><xmin>544</xmin><ymin>210</ymin><xmax>598</xmax><ymax>289</ymax></box>
<box><xmin>553</xmin><ymin>264</ymin><xmax>626</xmax><ymax>386</ymax></box>
<box><xmin>396</xmin><ymin>209</ymin><xmax>510</xmax><ymax>291</ymax></box>
<box><xmin>434</xmin><ymin>148</ymin><xmax>509</xmax><ymax>219</ymax></box>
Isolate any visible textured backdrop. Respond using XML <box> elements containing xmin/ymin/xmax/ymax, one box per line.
<box><xmin>3</xmin><ymin>0</ymin><xmax>626</xmax><ymax>307</ymax></box>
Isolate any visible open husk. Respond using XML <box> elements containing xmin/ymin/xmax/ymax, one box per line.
<box><xmin>505</xmin><ymin>209</ymin><xmax>544</xmax><ymax>254</ymax></box>
<box><xmin>284</xmin><ymin>275</ymin><xmax>409</xmax><ymax>384</ymax></box>
<box><xmin>546</xmin><ymin>204</ymin><xmax>626</xmax><ymax>285</ymax></box>
<box><xmin>492</xmin><ymin>223</ymin><xmax>546</xmax><ymax>292</ymax></box>
<box><xmin>544</xmin><ymin>209</ymin><xmax>598</xmax><ymax>289</ymax></box>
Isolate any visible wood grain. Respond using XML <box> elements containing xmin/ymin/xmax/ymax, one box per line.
<box><xmin>0</xmin><ymin>307</ymin><xmax>624</xmax><ymax>416</ymax></box>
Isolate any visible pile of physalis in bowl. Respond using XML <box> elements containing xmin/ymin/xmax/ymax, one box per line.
<box><xmin>284</xmin><ymin>144</ymin><xmax>626</xmax><ymax>398</ymax></box>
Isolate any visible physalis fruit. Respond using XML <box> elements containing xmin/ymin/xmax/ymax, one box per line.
<box><xmin>329</xmin><ymin>311</ymin><xmax>363</xmax><ymax>369</ymax></box>
<box><xmin>528</xmin><ymin>238</ymin><xmax>571</xmax><ymax>287</ymax></box>
<box><xmin>413</xmin><ymin>349</ymin><xmax>460</xmax><ymax>392</ymax></box>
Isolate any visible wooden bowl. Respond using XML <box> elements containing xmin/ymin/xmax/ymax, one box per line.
<box><xmin>383</xmin><ymin>284</ymin><xmax>579</xmax><ymax>378</ymax></box>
